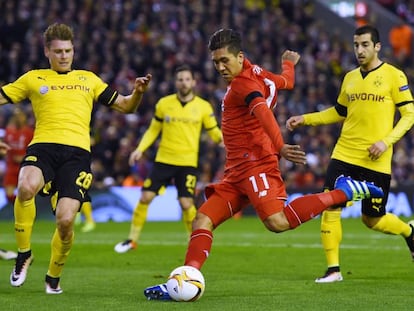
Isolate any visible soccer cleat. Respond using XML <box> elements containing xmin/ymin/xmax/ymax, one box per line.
<box><xmin>81</xmin><ymin>222</ymin><xmax>96</xmax><ymax>233</ymax></box>
<box><xmin>405</xmin><ymin>221</ymin><xmax>414</xmax><ymax>261</ymax></box>
<box><xmin>45</xmin><ymin>275</ymin><xmax>63</xmax><ymax>294</ymax></box>
<box><xmin>0</xmin><ymin>248</ymin><xmax>17</xmax><ymax>260</ymax></box>
<box><xmin>315</xmin><ymin>271</ymin><xmax>343</xmax><ymax>283</ymax></box>
<box><xmin>114</xmin><ymin>239</ymin><xmax>137</xmax><ymax>253</ymax></box>
<box><xmin>144</xmin><ymin>283</ymin><xmax>171</xmax><ymax>300</ymax></box>
<box><xmin>334</xmin><ymin>175</ymin><xmax>384</xmax><ymax>201</ymax></box>
<box><xmin>10</xmin><ymin>251</ymin><xmax>34</xmax><ymax>287</ymax></box>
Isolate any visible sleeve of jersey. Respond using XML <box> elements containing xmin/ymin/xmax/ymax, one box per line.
<box><xmin>1</xmin><ymin>73</ymin><xmax>30</xmax><ymax>104</ymax></box>
<box><xmin>383</xmin><ymin>102</ymin><xmax>414</xmax><ymax>147</ymax></box>
<box><xmin>303</xmin><ymin>106</ymin><xmax>345</xmax><ymax>125</ymax></box>
<box><xmin>97</xmin><ymin>86</ymin><xmax>118</xmax><ymax>106</ymax></box>
<box><xmin>136</xmin><ymin>117</ymin><xmax>162</xmax><ymax>152</ymax></box>
<box><xmin>265</xmin><ymin>60</ymin><xmax>295</xmax><ymax>90</ymax></box>
<box><xmin>203</xmin><ymin>109</ymin><xmax>222</xmax><ymax>143</ymax></box>
<box><xmin>207</xmin><ymin>126</ymin><xmax>223</xmax><ymax>143</ymax></box>
<box><xmin>253</xmin><ymin>103</ymin><xmax>284</xmax><ymax>153</ymax></box>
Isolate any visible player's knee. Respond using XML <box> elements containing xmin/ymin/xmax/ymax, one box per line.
<box><xmin>17</xmin><ymin>182</ymin><xmax>38</xmax><ymax>201</ymax></box>
<box><xmin>56</xmin><ymin>215</ymin><xmax>75</xmax><ymax>239</ymax></box>
<box><xmin>192</xmin><ymin>212</ymin><xmax>213</xmax><ymax>231</ymax></box>
<box><xmin>263</xmin><ymin>213</ymin><xmax>290</xmax><ymax>233</ymax></box>
<box><xmin>140</xmin><ymin>191</ymin><xmax>156</xmax><ymax>204</ymax></box>
<box><xmin>179</xmin><ymin>198</ymin><xmax>194</xmax><ymax>210</ymax></box>
<box><xmin>361</xmin><ymin>214</ymin><xmax>377</xmax><ymax>229</ymax></box>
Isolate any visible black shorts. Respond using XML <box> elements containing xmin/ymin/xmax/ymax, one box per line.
<box><xmin>143</xmin><ymin>162</ymin><xmax>198</xmax><ymax>198</ymax></box>
<box><xmin>324</xmin><ymin>159</ymin><xmax>391</xmax><ymax>217</ymax></box>
<box><xmin>22</xmin><ymin>143</ymin><xmax>92</xmax><ymax>203</ymax></box>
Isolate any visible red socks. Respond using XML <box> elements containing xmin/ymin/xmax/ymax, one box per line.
<box><xmin>184</xmin><ymin>229</ymin><xmax>213</xmax><ymax>270</ymax></box>
<box><xmin>283</xmin><ymin>190</ymin><xmax>347</xmax><ymax>229</ymax></box>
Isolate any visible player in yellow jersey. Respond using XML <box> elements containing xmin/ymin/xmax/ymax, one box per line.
<box><xmin>287</xmin><ymin>25</ymin><xmax>414</xmax><ymax>283</ymax></box>
<box><xmin>0</xmin><ymin>23</ymin><xmax>151</xmax><ymax>294</ymax></box>
<box><xmin>114</xmin><ymin>64</ymin><xmax>222</xmax><ymax>253</ymax></box>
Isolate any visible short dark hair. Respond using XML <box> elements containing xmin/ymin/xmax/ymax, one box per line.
<box><xmin>175</xmin><ymin>64</ymin><xmax>194</xmax><ymax>77</ymax></box>
<box><xmin>43</xmin><ymin>23</ymin><xmax>74</xmax><ymax>47</ymax></box>
<box><xmin>355</xmin><ymin>25</ymin><xmax>380</xmax><ymax>45</ymax></box>
<box><xmin>208</xmin><ymin>29</ymin><xmax>242</xmax><ymax>55</ymax></box>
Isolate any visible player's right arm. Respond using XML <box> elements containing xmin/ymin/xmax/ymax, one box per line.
<box><xmin>286</xmin><ymin>106</ymin><xmax>345</xmax><ymax>131</ymax></box>
<box><xmin>128</xmin><ymin>117</ymin><xmax>162</xmax><ymax>166</ymax></box>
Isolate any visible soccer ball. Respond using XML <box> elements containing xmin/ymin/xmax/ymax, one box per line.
<box><xmin>166</xmin><ymin>265</ymin><xmax>205</xmax><ymax>302</ymax></box>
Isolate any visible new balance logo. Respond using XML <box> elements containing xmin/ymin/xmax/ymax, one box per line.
<box><xmin>258</xmin><ymin>190</ymin><xmax>268</xmax><ymax>198</ymax></box>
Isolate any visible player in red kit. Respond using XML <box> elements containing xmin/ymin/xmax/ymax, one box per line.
<box><xmin>3</xmin><ymin>107</ymin><xmax>33</xmax><ymax>203</ymax></box>
<box><xmin>144</xmin><ymin>28</ymin><xmax>384</xmax><ymax>300</ymax></box>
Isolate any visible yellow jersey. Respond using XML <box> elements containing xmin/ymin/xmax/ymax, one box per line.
<box><xmin>304</xmin><ymin>63</ymin><xmax>414</xmax><ymax>174</ymax></box>
<box><xmin>137</xmin><ymin>94</ymin><xmax>222</xmax><ymax>167</ymax></box>
<box><xmin>1</xmin><ymin>69</ymin><xmax>110</xmax><ymax>152</ymax></box>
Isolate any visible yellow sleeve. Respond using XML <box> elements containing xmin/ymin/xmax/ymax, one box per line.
<box><xmin>303</xmin><ymin>106</ymin><xmax>345</xmax><ymax>126</ymax></box>
<box><xmin>207</xmin><ymin>126</ymin><xmax>222</xmax><ymax>143</ymax></box>
<box><xmin>136</xmin><ymin>118</ymin><xmax>162</xmax><ymax>152</ymax></box>
<box><xmin>383</xmin><ymin>103</ymin><xmax>414</xmax><ymax>147</ymax></box>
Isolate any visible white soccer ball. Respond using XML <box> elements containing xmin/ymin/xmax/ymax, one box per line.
<box><xmin>166</xmin><ymin>265</ymin><xmax>205</xmax><ymax>302</ymax></box>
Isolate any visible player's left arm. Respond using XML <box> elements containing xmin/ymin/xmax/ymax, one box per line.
<box><xmin>110</xmin><ymin>74</ymin><xmax>152</xmax><ymax>113</ymax></box>
<box><xmin>384</xmin><ymin>102</ymin><xmax>414</xmax><ymax>147</ymax></box>
<box><xmin>203</xmin><ymin>105</ymin><xmax>223</xmax><ymax>144</ymax></box>
<box><xmin>368</xmin><ymin>102</ymin><xmax>414</xmax><ymax>160</ymax></box>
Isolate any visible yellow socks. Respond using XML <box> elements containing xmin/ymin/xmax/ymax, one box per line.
<box><xmin>320</xmin><ymin>210</ymin><xmax>342</xmax><ymax>267</ymax></box>
<box><xmin>182</xmin><ymin>205</ymin><xmax>197</xmax><ymax>234</ymax></box>
<box><xmin>47</xmin><ymin>229</ymin><xmax>74</xmax><ymax>277</ymax></box>
<box><xmin>128</xmin><ymin>202</ymin><xmax>149</xmax><ymax>242</ymax></box>
<box><xmin>81</xmin><ymin>201</ymin><xmax>95</xmax><ymax>224</ymax></box>
<box><xmin>371</xmin><ymin>213</ymin><xmax>412</xmax><ymax>237</ymax></box>
<box><xmin>14</xmin><ymin>197</ymin><xmax>36</xmax><ymax>252</ymax></box>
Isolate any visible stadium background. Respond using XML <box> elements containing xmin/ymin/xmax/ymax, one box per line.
<box><xmin>1</xmin><ymin>0</ymin><xmax>414</xmax><ymax>221</ymax></box>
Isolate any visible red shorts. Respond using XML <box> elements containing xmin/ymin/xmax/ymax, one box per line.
<box><xmin>199</xmin><ymin>160</ymin><xmax>287</xmax><ymax>227</ymax></box>
<box><xmin>3</xmin><ymin>166</ymin><xmax>20</xmax><ymax>187</ymax></box>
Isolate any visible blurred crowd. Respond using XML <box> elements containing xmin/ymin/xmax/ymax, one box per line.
<box><xmin>1</xmin><ymin>0</ymin><xmax>414</xmax><ymax>195</ymax></box>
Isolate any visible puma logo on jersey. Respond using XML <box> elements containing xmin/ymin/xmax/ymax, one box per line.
<box><xmin>79</xmin><ymin>189</ymin><xmax>85</xmax><ymax>199</ymax></box>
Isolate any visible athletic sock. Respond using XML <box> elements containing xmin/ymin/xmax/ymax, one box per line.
<box><xmin>184</xmin><ymin>229</ymin><xmax>213</xmax><ymax>270</ymax></box>
<box><xmin>182</xmin><ymin>205</ymin><xmax>197</xmax><ymax>234</ymax></box>
<box><xmin>128</xmin><ymin>201</ymin><xmax>149</xmax><ymax>242</ymax></box>
<box><xmin>14</xmin><ymin>197</ymin><xmax>36</xmax><ymax>252</ymax></box>
<box><xmin>372</xmin><ymin>213</ymin><xmax>412</xmax><ymax>236</ymax></box>
<box><xmin>283</xmin><ymin>190</ymin><xmax>346</xmax><ymax>228</ymax></box>
<box><xmin>320</xmin><ymin>210</ymin><xmax>342</xmax><ymax>268</ymax></box>
<box><xmin>81</xmin><ymin>201</ymin><xmax>95</xmax><ymax>224</ymax></box>
<box><xmin>47</xmin><ymin>228</ymin><xmax>74</xmax><ymax>277</ymax></box>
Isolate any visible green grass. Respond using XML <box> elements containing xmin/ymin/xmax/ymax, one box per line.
<box><xmin>0</xmin><ymin>216</ymin><xmax>413</xmax><ymax>311</ymax></box>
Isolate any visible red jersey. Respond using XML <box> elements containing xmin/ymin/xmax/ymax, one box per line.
<box><xmin>3</xmin><ymin>125</ymin><xmax>33</xmax><ymax>183</ymax></box>
<box><xmin>221</xmin><ymin>58</ymin><xmax>295</xmax><ymax>178</ymax></box>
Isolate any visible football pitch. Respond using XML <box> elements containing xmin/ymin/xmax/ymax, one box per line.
<box><xmin>0</xmin><ymin>216</ymin><xmax>413</xmax><ymax>311</ymax></box>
